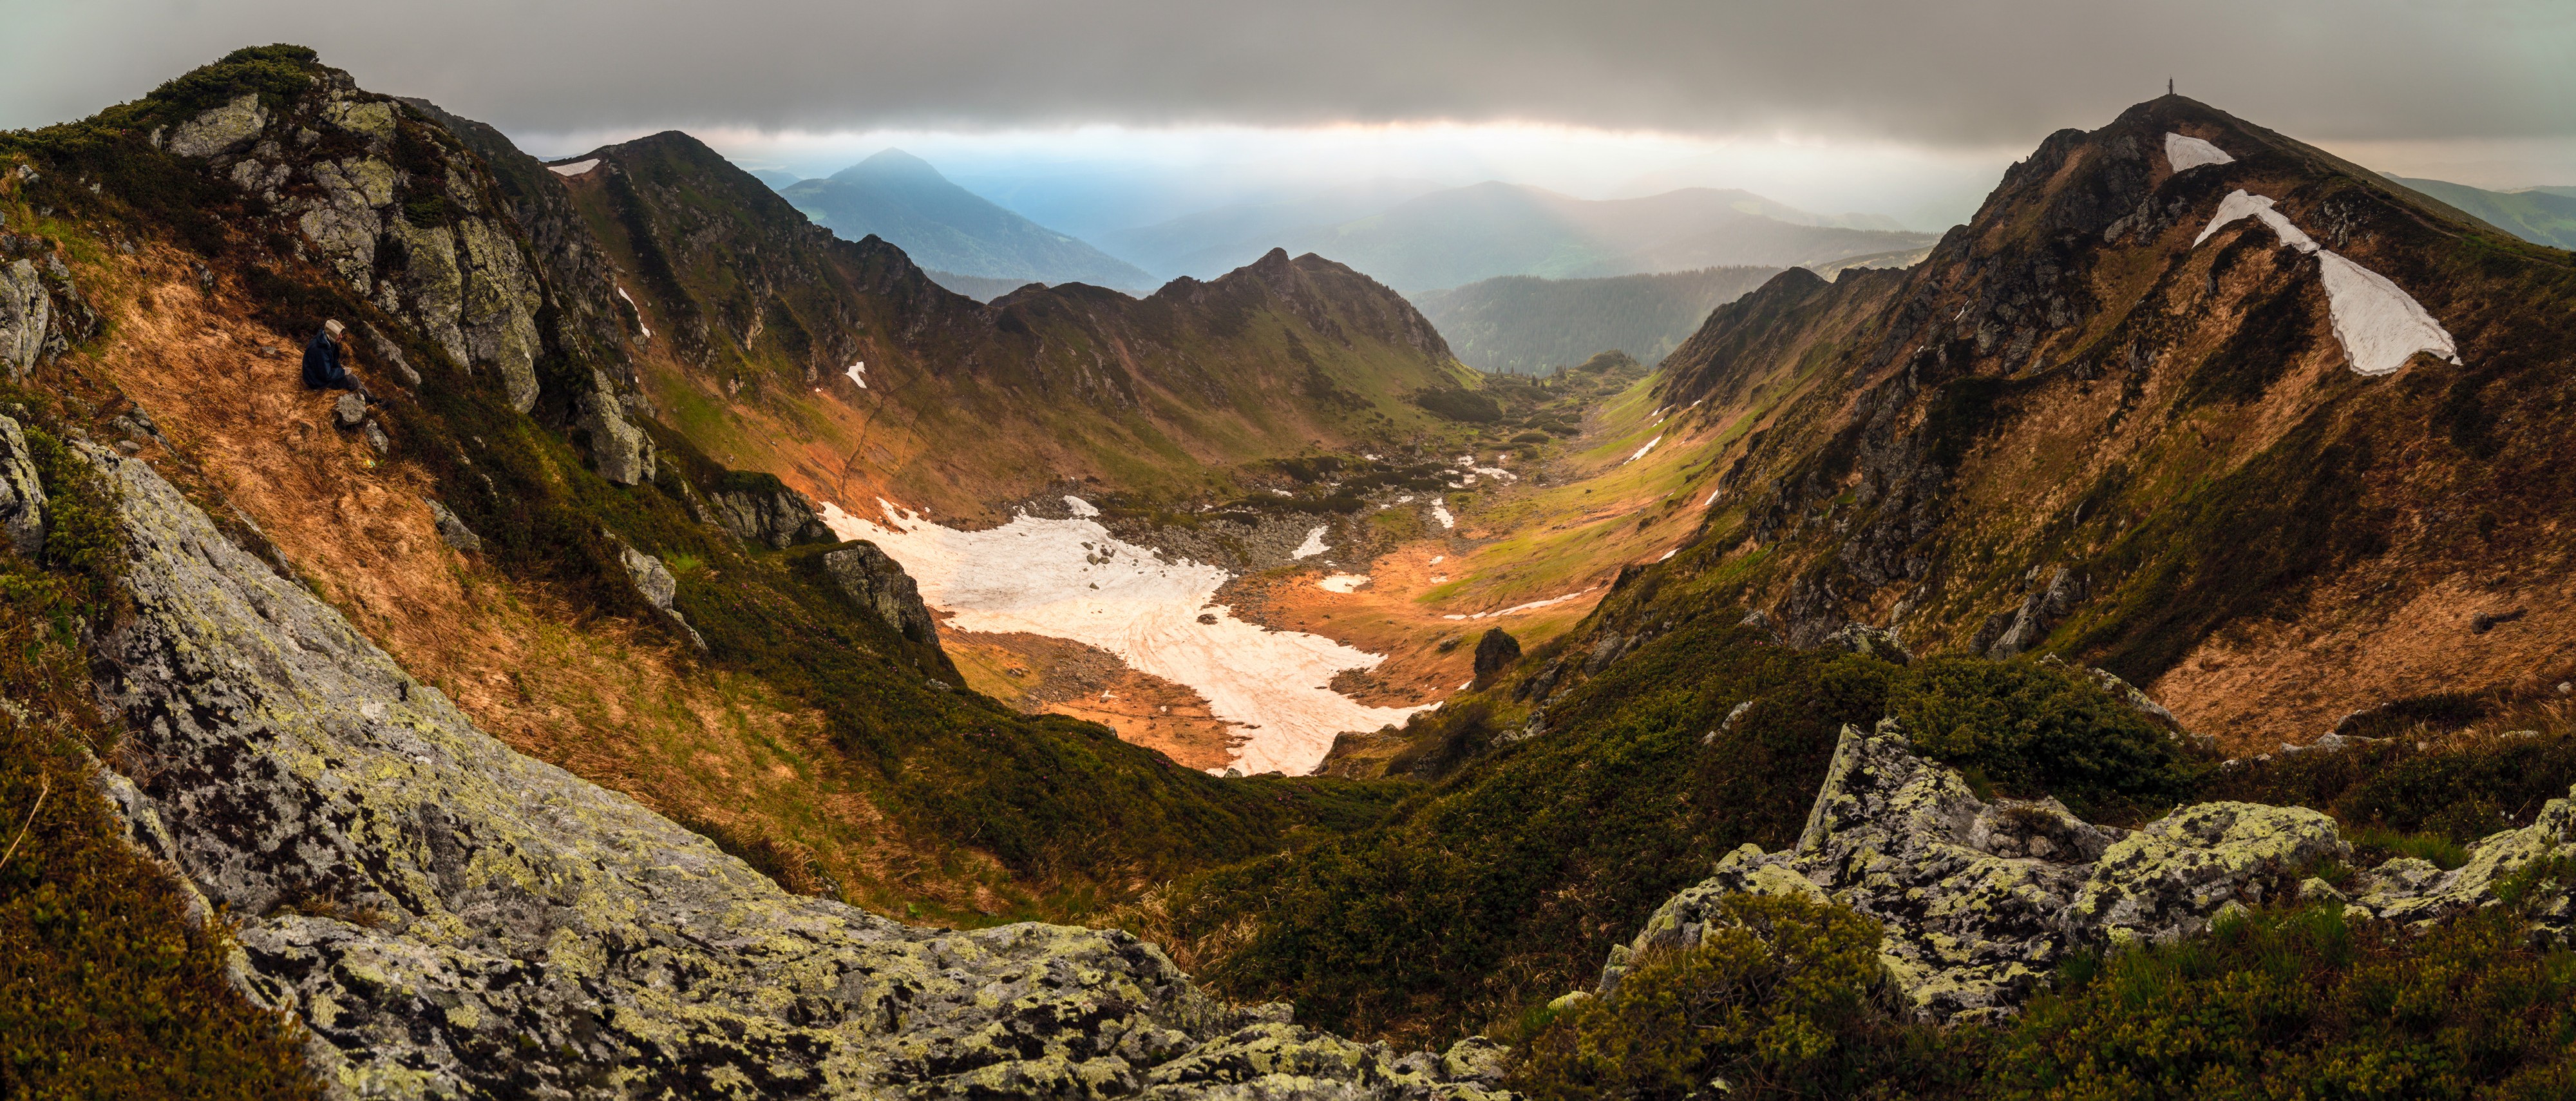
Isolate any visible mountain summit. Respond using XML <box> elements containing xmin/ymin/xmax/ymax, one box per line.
<box><xmin>777</xmin><ymin>149</ymin><xmax>1151</xmax><ymax>290</ymax></box>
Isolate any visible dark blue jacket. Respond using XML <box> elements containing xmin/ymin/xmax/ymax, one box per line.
<box><xmin>301</xmin><ymin>328</ymin><xmax>355</xmax><ymax>390</ymax></box>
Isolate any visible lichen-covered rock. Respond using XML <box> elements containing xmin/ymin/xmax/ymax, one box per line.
<box><xmin>1608</xmin><ymin>718</ymin><xmax>2576</xmax><ymax>1023</ymax></box>
<box><xmin>332</xmin><ymin>393</ymin><xmax>366</xmax><ymax>429</ymax></box>
<box><xmin>82</xmin><ymin>445</ymin><xmax>1499</xmax><ymax>1099</ymax></box>
<box><xmin>0</xmin><ymin>414</ymin><xmax>46</xmax><ymax>555</ymax></box>
<box><xmin>1609</xmin><ymin>721</ymin><xmax>2116</xmax><ymax>1021</ymax></box>
<box><xmin>822</xmin><ymin>541</ymin><xmax>940</xmax><ymax>644</ymax></box>
<box><xmin>167</xmin><ymin>93</ymin><xmax>269</xmax><ymax>158</ymax></box>
<box><xmin>2070</xmin><ymin>801</ymin><xmax>2348</xmax><ymax>946</ymax></box>
<box><xmin>295</xmin><ymin>157</ymin><xmax>395</xmax><ymax>292</ymax></box>
<box><xmin>574</xmin><ymin>370</ymin><xmax>655</xmax><ymax>485</ymax></box>
<box><xmin>0</xmin><ymin>258</ymin><xmax>48</xmax><ymax>378</ymax></box>
<box><xmin>2353</xmin><ymin>787</ymin><xmax>2576</xmax><ymax>944</ymax></box>
<box><xmin>454</xmin><ymin>217</ymin><xmax>544</xmax><ymax>413</ymax></box>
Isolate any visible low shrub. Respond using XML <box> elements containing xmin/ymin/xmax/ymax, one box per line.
<box><xmin>1513</xmin><ymin>894</ymin><xmax>1931</xmax><ymax>1100</ymax></box>
<box><xmin>1890</xmin><ymin>655</ymin><xmax>2206</xmax><ymax>821</ymax></box>
<box><xmin>1990</xmin><ymin>903</ymin><xmax>2576</xmax><ymax>1099</ymax></box>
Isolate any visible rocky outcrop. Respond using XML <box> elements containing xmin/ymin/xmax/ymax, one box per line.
<box><xmin>1601</xmin><ymin>720</ymin><xmax>2574</xmax><ymax>1023</ymax></box>
<box><xmin>165</xmin><ymin>93</ymin><xmax>269</xmax><ymax>158</ymax></box>
<box><xmin>82</xmin><ymin>445</ymin><xmax>1508</xmax><ymax>1100</ymax></box>
<box><xmin>184</xmin><ymin>73</ymin><xmax>549</xmax><ymax>413</ymax></box>
<box><xmin>0</xmin><ymin>258</ymin><xmax>48</xmax><ymax>379</ymax></box>
<box><xmin>1471</xmin><ymin>629</ymin><xmax>1520</xmax><ymax>686</ymax></box>
<box><xmin>612</xmin><ymin>537</ymin><xmax>707</xmax><ymax>651</ymax></box>
<box><xmin>822</xmin><ymin>541</ymin><xmax>938</xmax><ymax>644</ymax></box>
<box><xmin>699</xmin><ymin>480</ymin><xmax>833</xmax><ymax>550</ymax></box>
<box><xmin>0</xmin><ymin>415</ymin><xmax>46</xmax><ymax>556</ymax></box>
<box><xmin>1974</xmin><ymin>566</ymin><xmax>2087</xmax><ymax>659</ymax></box>
<box><xmin>1821</xmin><ymin>622</ymin><xmax>1912</xmax><ymax>665</ymax></box>
<box><xmin>574</xmin><ymin>371</ymin><xmax>655</xmax><ymax>485</ymax></box>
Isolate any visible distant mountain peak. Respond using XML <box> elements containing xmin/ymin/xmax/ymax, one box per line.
<box><xmin>842</xmin><ymin>148</ymin><xmax>946</xmax><ymax>182</ymax></box>
<box><xmin>786</xmin><ymin>149</ymin><xmax>1151</xmax><ymax>289</ymax></box>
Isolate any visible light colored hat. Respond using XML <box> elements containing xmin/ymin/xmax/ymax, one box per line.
<box><xmin>323</xmin><ymin>319</ymin><xmax>345</xmax><ymax>335</ymax></box>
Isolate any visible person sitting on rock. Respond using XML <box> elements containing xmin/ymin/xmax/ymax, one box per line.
<box><xmin>300</xmin><ymin>319</ymin><xmax>372</xmax><ymax>399</ymax></box>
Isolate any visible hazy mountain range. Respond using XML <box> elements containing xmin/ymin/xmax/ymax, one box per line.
<box><xmin>1108</xmin><ymin>182</ymin><xmax>1940</xmax><ymax>291</ymax></box>
<box><xmin>776</xmin><ymin>149</ymin><xmax>1155</xmax><ymax>290</ymax></box>
<box><xmin>2388</xmin><ymin>175</ymin><xmax>2576</xmax><ymax>250</ymax></box>
<box><xmin>1411</xmin><ymin>267</ymin><xmax>1784</xmax><ymax>373</ymax></box>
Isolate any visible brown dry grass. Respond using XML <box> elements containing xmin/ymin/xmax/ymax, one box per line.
<box><xmin>81</xmin><ymin>254</ymin><xmax>1020</xmax><ymax>921</ymax></box>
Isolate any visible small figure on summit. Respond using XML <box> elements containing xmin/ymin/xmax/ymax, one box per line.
<box><xmin>300</xmin><ymin>318</ymin><xmax>371</xmax><ymax>399</ymax></box>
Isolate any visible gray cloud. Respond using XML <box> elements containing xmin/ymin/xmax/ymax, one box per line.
<box><xmin>5</xmin><ymin>0</ymin><xmax>2572</xmax><ymax>148</ymax></box>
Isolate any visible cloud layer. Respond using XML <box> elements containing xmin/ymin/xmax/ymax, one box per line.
<box><xmin>6</xmin><ymin>0</ymin><xmax>2572</xmax><ymax>148</ymax></box>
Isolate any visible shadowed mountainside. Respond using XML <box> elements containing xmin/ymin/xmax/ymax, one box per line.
<box><xmin>1411</xmin><ymin>267</ymin><xmax>1782</xmax><ymax>373</ymax></box>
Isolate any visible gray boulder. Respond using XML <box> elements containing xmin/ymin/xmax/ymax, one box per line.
<box><xmin>822</xmin><ymin>541</ymin><xmax>938</xmax><ymax>644</ymax></box>
<box><xmin>0</xmin><ymin>414</ymin><xmax>46</xmax><ymax>555</ymax></box>
<box><xmin>422</xmin><ymin>497</ymin><xmax>480</xmax><ymax>554</ymax></box>
<box><xmin>80</xmin><ymin>444</ymin><xmax>1506</xmax><ymax>1100</ymax></box>
<box><xmin>611</xmin><ymin>537</ymin><xmax>707</xmax><ymax>651</ymax></box>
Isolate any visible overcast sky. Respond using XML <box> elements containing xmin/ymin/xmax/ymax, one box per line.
<box><xmin>6</xmin><ymin>0</ymin><xmax>2571</xmax><ymax>228</ymax></box>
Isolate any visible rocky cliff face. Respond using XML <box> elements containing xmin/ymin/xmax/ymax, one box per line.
<box><xmin>155</xmin><ymin>79</ymin><xmax>551</xmax><ymax>412</ymax></box>
<box><xmin>84</xmin><ymin>437</ymin><xmax>1505</xmax><ymax>1099</ymax></box>
<box><xmin>1601</xmin><ymin>720</ymin><xmax>2575</xmax><ymax>1024</ymax></box>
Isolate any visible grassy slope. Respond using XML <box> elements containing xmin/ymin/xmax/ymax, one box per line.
<box><xmin>2390</xmin><ymin>174</ymin><xmax>2576</xmax><ymax>251</ymax></box>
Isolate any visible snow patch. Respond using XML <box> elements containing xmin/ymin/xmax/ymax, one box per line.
<box><xmin>1455</xmin><ymin>586</ymin><xmax>1601</xmax><ymax>621</ymax></box>
<box><xmin>1625</xmin><ymin>434</ymin><xmax>1664</xmax><ymax>464</ymax></box>
<box><xmin>817</xmin><ymin>501</ymin><xmax>1430</xmax><ymax>775</ymax></box>
<box><xmin>2163</xmin><ymin>133</ymin><xmax>2234</xmax><ymax>172</ymax></box>
<box><xmin>1430</xmin><ymin>498</ymin><xmax>1455</xmax><ymax>530</ymax></box>
<box><xmin>844</xmin><ymin>361</ymin><xmax>866</xmax><ymax>389</ymax></box>
<box><xmin>1291</xmin><ymin>526</ymin><xmax>1330</xmax><ymax>559</ymax></box>
<box><xmin>1658</xmin><ymin>548</ymin><xmax>1677</xmax><ymax>561</ymax></box>
<box><xmin>615</xmin><ymin>285</ymin><xmax>651</xmax><ymax>338</ymax></box>
<box><xmin>2194</xmin><ymin>189</ymin><xmax>2459</xmax><ymax>376</ymax></box>
<box><xmin>547</xmin><ymin>158</ymin><xmax>600</xmax><ymax>177</ymax></box>
<box><xmin>1316</xmin><ymin>573</ymin><xmax>1369</xmax><ymax>593</ymax></box>
<box><xmin>1063</xmin><ymin>495</ymin><xmax>1099</xmax><ymax>518</ymax></box>
<box><xmin>1704</xmin><ymin>487</ymin><xmax>1723</xmax><ymax>508</ymax></box>
<box><xmin>2315</xmin><ymin>251</ymin><xmax>2462</xmax><ymax>376</ymax></box>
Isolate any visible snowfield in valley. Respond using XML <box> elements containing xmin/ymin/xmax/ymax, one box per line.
<box><xmin>820</xmin><ymin>500</ymin><xmax>1429</xmax><ymax>776</ymax></box>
